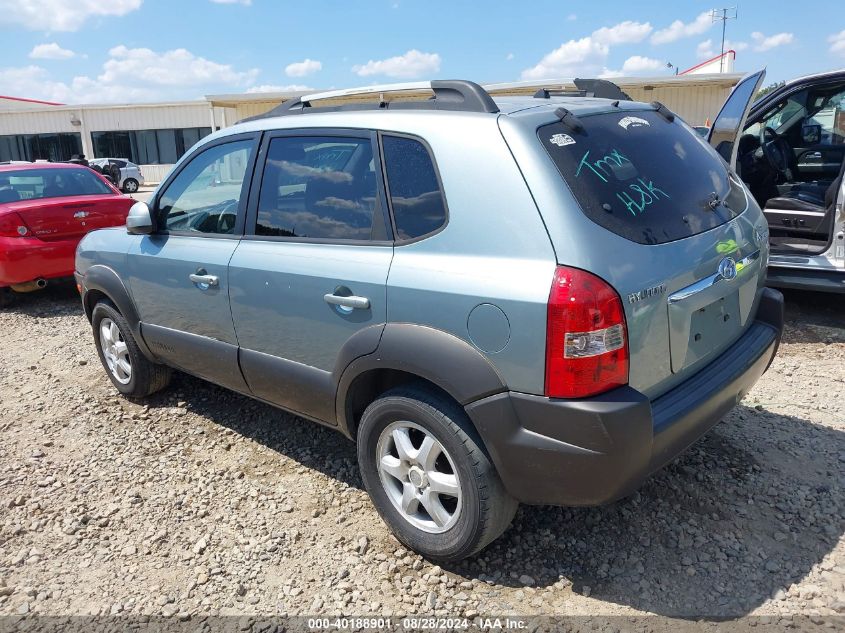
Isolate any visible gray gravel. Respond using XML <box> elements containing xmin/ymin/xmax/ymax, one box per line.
<box><xmin>0</xmin><ymin>283</ymin><xmax>843</xmax><ymax>622</ymax></box>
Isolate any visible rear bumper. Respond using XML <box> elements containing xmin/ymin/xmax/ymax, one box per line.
<box><xmin>465</xmin><ymin>288</ymin><xmax>784</xmax><ymax>506</ymax></box>
<box><xmin>0</xmin><ymin>236</ymin><xmax>77</xmax><ymax>287</ymax></box>
<box><xmin>767</xmin><ymin>265</ymin><xmax>845</xmax><ymax>294</ymax></box>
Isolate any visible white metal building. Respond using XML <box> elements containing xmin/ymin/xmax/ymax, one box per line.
<box><xmin>0</xmin><ymin>96</ymin><xmax>235</xmax><ymax>183</ymax></box>
<box><xmin>1</xmin><ymin>73</ymin><xmax>741</xmax><ymax>184</ymax></box>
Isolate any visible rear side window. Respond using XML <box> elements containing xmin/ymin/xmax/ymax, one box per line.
<box><xmin>539</xmin><ymin>110</ymin><xmax>748</xmax><ymax>245</ymax></box>
<box><xmin>0</xmin><ymin>167</ymin><xmax>112</xmax><ymax>201</ymax></box>
<box><xmin>382</xmin><ymin>135</ymin><xmax>447</xmax><ymax>240</ymax></box>
<box><xmin>255</xmin><ymin>136</ymin><xmax>384</xmax><ymax>240</ymax></box>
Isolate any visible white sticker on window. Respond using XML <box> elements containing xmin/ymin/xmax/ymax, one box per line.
<box><xmin>550</xmin><ymin>133</ymin><xmax>576</xmax><ymax>147</ymax></box>
<box><xmin>618</xmin><ymin>116</ymin><xmax>650</xmax><ymax>130</ymax></box>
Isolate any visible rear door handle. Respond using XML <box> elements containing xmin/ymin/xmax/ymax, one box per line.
<box><xmin>324</xmin><ymin>293</ymin><xmax>370</xmax><ymax>309</ymax></box>
<box><xmin>189</xmin><ymin>270</ymin><xmax>219</xmax><ymax>288</ymax></box>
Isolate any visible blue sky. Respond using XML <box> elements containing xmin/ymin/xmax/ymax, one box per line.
<box><xmin>1</xmin><ymin>0</ymin><xmax>843</xmax><ymax>104</ymax></box>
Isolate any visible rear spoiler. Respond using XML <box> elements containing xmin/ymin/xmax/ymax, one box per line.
<box><xmin>534</xmin><ymin>78</ymin><xmax>631</xmax><ymax>101</ymax></box>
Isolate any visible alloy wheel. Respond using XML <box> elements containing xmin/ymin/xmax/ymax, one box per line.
<box><xmin>99</xmin><ymin>317</ymin><xmax>132</xmax><ymax>384</ymax></box>
<box><xmin>376</xmin><ymin>421</ymin><xmax>463</xmax><ymax>533</ymax></box>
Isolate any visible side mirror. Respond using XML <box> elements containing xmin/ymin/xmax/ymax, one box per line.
<box><xmin>126</xmin><ymin>201</ymin><xmax>154</xmax><ymax>235</ymax></box>
<box><xmin>802</xmin><ymin>123</ymin><xmax>821</xmax><ymax>145</ymax></box>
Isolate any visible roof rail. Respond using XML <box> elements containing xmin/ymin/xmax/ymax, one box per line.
<box><xmin>241</xmin><ymin>80</ymin><xmax>499</xmax><ymax>122</ymax></box>
<box><xmin>534</xmin><ymin>78</ymin><xmax>631</xmax><ymax>101</ymax></box>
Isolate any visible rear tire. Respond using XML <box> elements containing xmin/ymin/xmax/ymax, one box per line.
<box><xmin>357</xmin><ymin>385</ymin><xmax>517</xmax><ymax>561</ymax></box>
<box><xmin>122</xmin><ymin>178</ymin><xmax>139</xmax><ymax>193</ymax></box>
<box><xmin>91</xmin><ymin>300</ymin><xmax>171</xmax><ymax>398</ymax></box>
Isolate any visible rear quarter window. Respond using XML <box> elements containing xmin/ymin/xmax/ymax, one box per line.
<box><xmin>539</xmin><ymin>109</ymin><xmax>748</xmax><ymax>245</ymax></box>
<box><xmin>382</xmin><ymin>135</ymin><xmax>447</xmax><ymax>241</ymax></box>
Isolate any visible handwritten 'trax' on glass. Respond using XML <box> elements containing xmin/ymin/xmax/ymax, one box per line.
<box><xmin>574</xmin><ymin>149</ymin><xmax>671</xmax><ymax>216</ymax></box>
<box><xmin>575</xmin><ymin>149</ymin><xmax>629</xmax><ymax>183</ymax></box>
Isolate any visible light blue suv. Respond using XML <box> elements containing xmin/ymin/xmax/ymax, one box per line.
<box><xmin>75</xmin><ymin>79</ymin><xmax>784</xmax><ymax>561</ymax></box>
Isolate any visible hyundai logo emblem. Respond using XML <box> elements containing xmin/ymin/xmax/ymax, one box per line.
<box><xmin>718</xmin><ymin>257</ymin><xmax>737</xmax><ymax>281</ymax></box>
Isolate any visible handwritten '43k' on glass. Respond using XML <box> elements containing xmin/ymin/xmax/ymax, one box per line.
<box><xmin>574</xmin><ymin>149</ymin><xmax>671</xmax><ymax>216</ymax></box>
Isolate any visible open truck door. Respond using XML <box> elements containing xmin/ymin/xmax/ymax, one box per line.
<box><xmin>709</xmin><ymin>69</ymin><xmax>767</xmax><ymax>169</ymax></box>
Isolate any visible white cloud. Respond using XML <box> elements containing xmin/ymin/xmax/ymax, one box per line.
<box><xmin>522</xmin><ymin>21</ymin><xmax>654</xmax><ymax>81</ymax></box>
<box><xmin>352</xmin><ymin>49</ymin><xmax>441</xmax><ymax>78</ymax></box>
<box><xmin>599</xmin><ymin>55</ymin><xmax>666</xmax><ymax>78</ymax></box>
<box><xmin>246</xmin><ymin>84</ymin><xmax>312</xmax><ymax>93</ymax></box>
<box><xmin>567</xmin><ymin>14</ymin><xmax>577</xmax><ymax>21</ymax></box>
<box><xmin>696</xmin><ymin>38</ymin><xmax>748</xmax><ymax>59</ymax></box>
<box><xmin>751</xmin><ymin>31</ymin><xmax>794</xmax><ymax>52</ymax></box>
<box><xmin>0</xmin><ymin>0</ymin><xmax>141</xmax><ymax>31</ymax></box>
<box><xmin>696</xmin><ymin>39</ymin><xmax>715</xmax><ymax>59</ymax></box>
<box><xmin>598</xmin><ymin>68</ymin><xmax>624</xmax><ymax>79</ymax></box>
<box><xmin>506</xmin><ymin>52</ymin><xmax>514</xmax><ymax>61</ymax></box>
<box><xmin>100</xmin><ymin>45</ymin><xmax>257</xmax><ymax>87</ymax></box>
<box><xmin>209</xmin><ymin>0</ymin><xmax>251</xmax><ymax>4</ymax></box>
<box><xmin>285</xmin><ymin>59</ymin><xmax>322</xmax><ymax>77</ymax></box>
<box><xmin>592</xmin><ymin>21</ymin><xmax>652</xmax><ymax>45</ymax></box>
<box><xmin>621</xmin><ymin>55</ymin><xmax>664</xmax><ymax>74</ymax></box>
<box><xmin>651</xmin><ymin>11</ymin><xmax>712</xmax><ymax>45</ymax></box>
<box><xmin>0</xmin><ymin>46</ymin><xmax>259</xmax><ymax>103</ymax></box>
<box><xmin>521</xmin><ymin>37</ymin><xmax>609</xmax><ymax>80</ymax></box>
<box><xmin>29</xmin><ymin>42</ymin><xmax>76</xmax><ymax>60</ymax></box>
<box><xmin>830</xmin><ymin>30</ymin><xmax>845</xmax><ymax>56</ymax></box>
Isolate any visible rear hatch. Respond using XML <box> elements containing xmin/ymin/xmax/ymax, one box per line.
<box><xmin>2</xmin><ymin>168</ymin><xmax>132</xmax><ymax>241</ymax></box>
<box><xmin>510</xmin><ymin>104</ymin><xmax>768</xmax><ymax>399</ymax></box>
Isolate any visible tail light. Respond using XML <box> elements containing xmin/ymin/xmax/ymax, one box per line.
<box><xmin>545</xmin><ymin>266</ymin><xmax>629</xmax><ymax>398</ymax></box>
<box><xmin>0</xmin><ymin>212</ymin><xmax>31</xmax><ymax>238</ymax></box>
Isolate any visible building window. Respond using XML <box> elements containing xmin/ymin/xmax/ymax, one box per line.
<box><xmin>0</xmin><ymin>133</ymin><xmax>82</xmax><ymax>162</ymax></box>
<box><xmin>91</xmin><ymin>127</ymin><xmax>212</xmax><ymax>165</ymax></box>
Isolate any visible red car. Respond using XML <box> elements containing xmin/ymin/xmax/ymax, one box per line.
<box><xmin>0</xmin><ymin>163</ymin><xmax>134</xmax><ymax>306</ymax></box>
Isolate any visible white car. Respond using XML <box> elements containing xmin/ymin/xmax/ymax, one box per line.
<box><xmin>90</xmin><ymin>158</ymin><xmax>144</xmax><ymax>194</ymax></box>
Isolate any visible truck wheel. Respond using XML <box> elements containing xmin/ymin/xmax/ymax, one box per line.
<box><xmin>91</xmin><ymin>300</ymin><xmax>171</xmax><ymax>398</ymax></box>
<box><xmin>357</xmin><ymin>385</ymin><xmax>517</xmax><ymax>561</ymax></box>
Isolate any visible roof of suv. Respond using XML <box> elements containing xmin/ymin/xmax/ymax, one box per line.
<box><xmin>236</xmin><ymin>79</ymin><xmax>656</xmax><ymax>128</ymax></box>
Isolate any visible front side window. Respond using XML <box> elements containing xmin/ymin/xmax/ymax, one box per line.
<box><xmin>747</xmin><ymin>85</ymin><xmax>845</xmax><ymax>145</ymax></box>
<box><xmin>255</xmin><ymin>136</ymin><xmax>382</xmax><ymax>240</ymax></box>
<box><xmin>382</xmin><ymin>135</ymin><xmax>447</xmax><ymax>240</ymax></box>
<box><xmin>157</xmin><ymin>139</ymin><xmax>253</xmax><ymax>235</ymax></box>
<box><xmin>1</xmin><ymin>167</ymin><xmax>112</xmax><ymax>201</ymax></box>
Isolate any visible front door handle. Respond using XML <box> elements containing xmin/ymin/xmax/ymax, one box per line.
<box><xmin>189</xmin><ymin>270</ymin><xmax>219</xmax><ymax>288</ymax></box>
<box><xmin>324</xmin><ymin>293</ymin><xmax>370</xmax><ymax>310</ymax></box>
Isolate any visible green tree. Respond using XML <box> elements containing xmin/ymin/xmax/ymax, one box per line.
<box><xmin>755</xmin><ymin>81</ymin><xmax>785</xmax><ymax>100</ymax></box>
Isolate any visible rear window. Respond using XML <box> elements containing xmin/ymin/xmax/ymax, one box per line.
<box><xmin>539</xmin><ymin>109</ymin><xmax>748</xmax><ymax>245</ymax></box>
<box><xmin>0</xmin><ymin>167</ymin><xmax>112</xmax><ymax>201</ymax></box>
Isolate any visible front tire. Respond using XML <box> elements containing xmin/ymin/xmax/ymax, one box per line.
<box><xmin>91</xmin><ymin>300</ymin><xmax>171</xmax><ymax>398</ymax></box>
<box><xmin>122</xmin><ymin>178</ymin><xmax>139</xmax><ymax>193</ymax></box>
<box><xmin>357</xmin><ymin>386</ymin><xmax>517</xmax><ymax>561</ymax></box>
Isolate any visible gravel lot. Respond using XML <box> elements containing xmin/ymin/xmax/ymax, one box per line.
<box><xmin>0</xmin><ymin>283</ymin><xmax>843</xmax><ymax>625</ymax></box>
